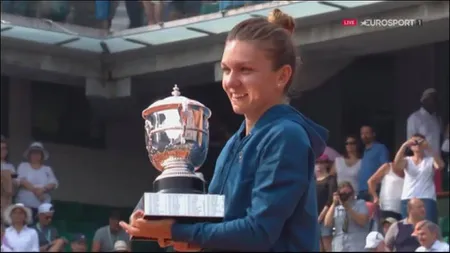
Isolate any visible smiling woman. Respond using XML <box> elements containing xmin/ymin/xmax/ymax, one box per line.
<box><xmin>124</xmin><ymin>8</ymin><xmax>328</xmax><ymax>252</ymax></box>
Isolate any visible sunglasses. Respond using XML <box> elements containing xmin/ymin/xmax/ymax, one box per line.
<box><xmin>345</xmin><ymin>141</ymin><xmax>357</xmax><ymax>145</ymax></box>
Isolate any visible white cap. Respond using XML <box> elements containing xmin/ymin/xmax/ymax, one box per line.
<box><xmin>38</xmin><ymin>203</ymin><xmax>54</xmax><ymax>214</ymax></box>
<box><xmin>365</xmin><ymin>231</ymin><xmax>384</xmax><ymax>249</ymax></box>
<box><xmin>23</xmin><ymin>141</ymin><xmax>49</xmax><ymax>161</ymax></box>
<box><xmin>420</xmin><ymin>88</ymin><xmax>437</xmax><ymax>102</ymax></box>
<box><xmin>113</xmin><ymin>240</ymin><xmax>128</xmax><ymax>251</ymax></box>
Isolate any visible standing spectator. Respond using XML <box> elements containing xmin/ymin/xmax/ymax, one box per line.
<box><xmin>70</xmin><ymin>234</ymin><xmax>87</xmax><ymax>252</ymax></box>
<box><xmin>3</xmin><ymin>203</ymin><xmax>39</xmax><ymax>252</ymax></box>
<box><xmin>359</xmin><ymin>125</ymin><xmax>390</xmax><ymax>201</ymax></box>
<box><xmin>330</xmin><ymin>135</ymin><xmax>361</xmax><ymax>192</ymax></box>
<box><xmin>15</xmin><ymin>142</ymin><xmax>59</xmax><ymax>218</ymax></box>
<box><xmin>169</xmin><ymin>1</ymin><xmax>202</xmax><ymax>20</ymax></box>
<box><xmin>125</xmin><ymin>0</ymin><xmax>144</xmax><ymax>28</ymax></box>
<box><xmin>314</xmin><ymin>154</ymin><xmax>337</xmax><ymax>252</ymax></box>
<box><xmin>368</xmin><ymin>162</ymin><xmax>404</xmax><ymax>221</ymax></box>
<box><xmin>1</xmin><ymin>135</ymin><xmax>16</xmax><ymax>215</ymax></box>
<box><xmin>324</xmin><ymin>181</ymin><xmax>371</xmax><ymax>251</ymax></box>
<box><xmin>380</xmin><ymin>217</ymin><xmax>398</xmax><ymax>236</ymax></box>
<box><xmin>384</xmin><ymin>198</ymin><xmax>425</xmax><ymax>252</ymax></box>
<box><xmin>32</xmin><ymin>203</ymin><xmax>66</xmax><ymax>252</ymax></box>
<box><xmin>407</xmin><ymin>88</ymin><xmax>443</xmax><ymax>193</ymax></box>
<box><xmin>393</xmin><ymin>134</ymin><xmax>445</xmax><ymax>223</ymax></box>
<box><xmin>365</xmin><ymin>231</ymin><xmax>388</xmax><ymax>252</ymax></box>
<box><xmin>92</xmin><ymin>210</ymin><xmax>129</xmax><ymax>252</ymax></box>
<box><xmin>142</xmin><ymin>1</ymin><xmax>163</xmax><ymax>25</ymax></box>
<box><xmin>95</xmin><ymin>0</ymin><xmax>119</xmax><ymax>31</ymax></box>
<box><xmin>414</xmin><ymin>220</ymin><xmax>449</xmax><ymax>252</ymax></box>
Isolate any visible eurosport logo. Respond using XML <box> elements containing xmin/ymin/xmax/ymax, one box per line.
<box><xmin>360</xmin><ymin>19</ymin><xmax>423</xmax><ymax>27</ymax></box>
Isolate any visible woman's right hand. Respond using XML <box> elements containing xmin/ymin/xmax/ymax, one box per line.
<box><xmin>403</xmin><ymin>138</ymin><xmax>417</xmax><ymax>147</ymax></box>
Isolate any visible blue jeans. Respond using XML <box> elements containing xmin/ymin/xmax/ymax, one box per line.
<box><xmin>401</xmin><ymin>198</ymin><xmax>438</xmax><ymax>223</ymax></box>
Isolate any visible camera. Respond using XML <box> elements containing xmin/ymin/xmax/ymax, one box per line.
<box><xmin>339</xmin><ymin>192</ymin><xmax>352</xmax><ymax>202</ymax></box>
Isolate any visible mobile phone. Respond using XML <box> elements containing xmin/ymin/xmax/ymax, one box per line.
<box><xmin>11</xmin><ymin>173</ymin><xmax>18</xmax><ymax>179</ymax></box>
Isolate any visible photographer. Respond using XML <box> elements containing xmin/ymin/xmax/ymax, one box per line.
<box><xmin>393</xmin><ymin>134</ymin><xmax>444</xmax><ymax>224</ymax></box>
<box><xmin>324</xmin><ymin>181</ymin><xmax>371</xmax><ymax>251</ymax></box>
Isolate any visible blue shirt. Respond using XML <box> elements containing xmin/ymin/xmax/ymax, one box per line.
<box><xmin>358</xmin><ymin>142</ymin><xmax>389</xmax><ymax>192</ymax></box>
<box><xmin>171</xmin><ymin>104</ymin><xmax>328</xmax><ymax>251</ymax></box>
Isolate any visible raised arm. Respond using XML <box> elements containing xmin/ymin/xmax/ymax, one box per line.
<box><xmin>393</xmin><ymin>140</ymin><xmax>413</xmax><ymax>173</ymax></box>
<box><xmin>170</xmin><ymin>125</ymin><xmax>315</xmax><ymax>251</ymax></box>
<box><xmin>367</xmin><ymin>163</ymin><xmax>389</xmax><ymax>204</ymax></box>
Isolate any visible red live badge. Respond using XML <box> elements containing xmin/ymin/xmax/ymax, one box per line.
<box><xmin>342</xmin><ymin>19</ymin><xmax>358</xmax><ymax>26</ymax></box>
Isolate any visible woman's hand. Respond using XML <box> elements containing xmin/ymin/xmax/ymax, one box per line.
<box><xmin>332</xmin><ymin>192</ymin><xmax>340</xmax><ymax>206</ymax></box>
<box><xmin>403</xmin><ymin>138</ymin><xmax>417</xmax><ymax>147</ymax></box>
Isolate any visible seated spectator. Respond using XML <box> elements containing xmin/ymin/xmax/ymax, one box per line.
<box><xmin>314</xmin><ymin>154</ymin><xmax>337</xmax><ymax>252</ymax></box>
<box><xmin>414</xmin><ymin>220</ymin><xmax>449</xmax><ymax>252</ymax></box>
<box><xmin>92</xmin><ymin>210</ymin><xmax>129</xmax><ymax>252</ymax></box>
<box><xmin>393</xmin><ymin>134</ymin><xmax>445</xmax><ymax>223</ymax></box>
<box><xmin>330</xmin><ymin>135</ymin><xmax>361</xmax><ymax>192</ymax></box>
<box><xmin>32</xmin><ymin>203</ymin><xmax>66</xmax><ymax>252</ymax></box>
<box><xmin>365</xmin><ymin>231</ymin><xmax>388</xmax><ymax>252</ymax></box>
<box><xmin>113</xmin><ymin>240</ymin><xmax>129</xmax><ymax>252</ymax></box>
<box><xmin>3</xmin><ymin>203</ymin><xmax>39</xmax><ymax>252</ymax></box>
<box><xmin>1</xmin><ymin>222</ymin><xmax>14</xmax><ymax>252</ymax></box>
<box><xmin>368</xmin><ymin>162</ymin><xmax>404</xmax><ymax>221</ymax></box>
<box><xmin>381</xmin><ymin>217</ymin><xmax>398</xmax><ymax>236</ymax></box>
<box><xmin>142</xmin><ymin>1</ymin><xmax>163</xmax><ymax>25</ymax></box>
<box><xmin>1</xmin><ymin>135</ymin><xmax>16</xmax><ymax>215</ymax></box>
<box><xmin>15</xmin><ymin>142</ymin><xmax>59</xmax><ymax>218</ymax></box>
<box><xmin>70</xmin><ymin>233</ymin><xmax>87</xmax><ymax>252</ymax></box>
<box><xmin>324</xmin><ymin>181</ymin><xmax>370</xmax><ymax>251</ymax></box>
<box><xmin>384</xmin><ymin>198</ymin><xmax>425</xmax><ymax>252</ymax></box>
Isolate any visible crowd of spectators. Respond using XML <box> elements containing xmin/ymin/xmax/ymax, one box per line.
<box><xmin>1</xmin><ymin>83</ymin><xmax>449</xmax><ymax>253</ymax></box>
<box><xmin>314</xmin><ymin>88</ymin><xmax>449</xmax><ymax>251</ymax></box>
<box><xmin>1</xmin><ymin>1</ymin><xmax>269</xmax><ymax>32</ymax></box>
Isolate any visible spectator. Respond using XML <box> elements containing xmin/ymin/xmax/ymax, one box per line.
<box><xmin>314</xmin><ymin>154</ymin><xmax>337</xmax><ymax>252</ymax></box>
<box><xmin>384</xmin><ymin>198</ymin><xmax>425</xmax><ymax>252</ymax></box>
<box><xmin>324</xmin><ymin>181</ymin><xmax>370</xmax><ymax>251</ymax></box>
<box><xmin>113</xmin><ymin>240</ymin><xmax>129</xmax><ymax>252</ymax></box>
<box><xmin>3</xmin><ymin>203</ymin><xmax>39</xmax><ymax>252</ymax></box>
<box><xmin>1</xmin><ymin>135</ymin><xmax>16</xmax><ymax>215</ymax></box>
<box><xmin>330</xmin><ymin>134</ymin><xmax>361</xmax><ymax>192</ymax></box>
<box><xmin>365</xmin><ymin>231</ymin><xmax>388</xmax><ymax>252</ymax></box>
<box><xmin>142</xmin><ymin>1</ymin><xmax>163</xmax><ymax>25</ymax></box>
<box><xmin>323</xmin><ymin>146</ymin><xmax>342</xmax><ymax>163</ymax></box>
<box><xmin>15</xmin><ymin>142</ymin><xmax>59</xmax><ymax>218</ymax></box>
<box><xmin>92</xmin><ymin>210</ymin><xmax>129</xmax><ymax>252</ymax></box>
<box><xmin>70</xmin><ymin>233</ymin><xmax>87</xmax><ymax>252</ymax></box>
<box><xmin>359</xmin><ymin>125</ymin><xmax>390</xmax><ymax>201</ymax></box>
<box><xmin>414</xmin><ymin>220</ymin><xmax>449</xmax><ymax>252</ymax></box>
<box><xmin>393</xmin><ymin>134</ymin><xmax>444</xmax><ymax>223</ymax></box>
<box><xmin>381</xmin><ymin>217</ymin><xmax>398</xmax><ymax>236</ymax></box>
<box><xmin>407</xmin><ymin>88</ymin><xmax>442</xmax><ymax>156</ymax></box>
<box><xmin>1</xmin><ymin>222</ymin><xmax>14</xmax><ymax>252</ymax></box>
<box><xmin>95</xmin><ymin>0</ymin><xmax>119</xmax><ymax>31</ymax></box>
<box><xmin>32</xmin><ymin>203</ymin><xmax>66</xmax><ymax>252</ymax></box>
<box><xmin>169</xmin><ymin>1</ymin><xmax>202</xmax><ymax>21</ymax></box>
<box><xmin>368</xmin><ymin>162</ymin><xmax>404</xmax><ymax>221</ymax></box>
<box><xmin>125</xmin><ymin>0</ymin><xmax>144</xmax><ymax>28</ymax></box>
<box><xmin>442</xmin><ymin>123</ymin><xmax>449</xmax><ymax>173</ymax></box>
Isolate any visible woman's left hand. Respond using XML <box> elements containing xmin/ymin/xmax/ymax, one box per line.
<box><xmin>120</xmin><ymin>218</ymin><xmax>175</xmax><ymax>240</ymax></box>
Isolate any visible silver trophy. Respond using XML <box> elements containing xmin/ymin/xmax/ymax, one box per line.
<box><xmin>139</xmin><ymin>85</ymin><xmax>224</xmax><ymax>239</ymax></box>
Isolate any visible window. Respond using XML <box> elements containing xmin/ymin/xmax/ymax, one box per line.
<box><xmin>1</xmin><ymin>76</ymin><xmax>9</xmax><ymax>137</ymax></box>
<box><xmin>31</xmin><ymin>81</ymin><xmax>105</xmax><ymax>148</ymax></box>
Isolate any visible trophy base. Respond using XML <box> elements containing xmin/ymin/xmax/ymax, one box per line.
<box><xmin>154</xmin><ymin>175</ymin><xmax>205</xmax><ymax>193</ymax></box>
<box><xmin>131</xmin><ymin>192</ymin><xmax>225</xmax><ymax>242</ymax></box>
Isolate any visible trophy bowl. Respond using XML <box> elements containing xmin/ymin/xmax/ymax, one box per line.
<box><xmin>132</xmin><ymin>85</ymin><xmax>225</xmax><ymax>242</ymax></box>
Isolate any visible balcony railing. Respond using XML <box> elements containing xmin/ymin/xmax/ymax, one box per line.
<box><xmin>1</xmin><ymin>0</ymin><xmax>272</xmax><ymax>32</ymax></box>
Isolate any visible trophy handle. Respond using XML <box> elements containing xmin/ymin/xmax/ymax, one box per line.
<box><xmin>178</xmin><ymin>101</ymin><xmax>190</xmax><ymax>144</ymax></box>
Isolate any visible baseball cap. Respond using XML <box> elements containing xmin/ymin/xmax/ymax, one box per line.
<box><xmin>382</xmin><ymin>217</ymin><xmax>398</xmax><ymax>225</ymax></box>
<box><xmin>71</xmin><ymin>233</ymin><xmax>86</xmax><ymax>243</ymax></box>
<box><xmin>365</xmin><ymin>231</ymin><xmax>384</xmax><ymax>249</ymax></box>
<box><xmin>38</xmin><ymin>203</ymin><xmax>55</xmax><ymax>214</ymax></box>
<box><xmin>316</xmin><ymin>154</ymin><xmax>330</xmax><ymax>162</ymax></box>
<box><xmin>113</xmin><ymin>240</ymin><xmax>128</xmax><ymax>252</ymax></box>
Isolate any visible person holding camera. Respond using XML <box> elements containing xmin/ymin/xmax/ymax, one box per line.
<box><xmin>393</xmin><ymin>133</ymin><xmax>445</xmax><ymax>224</ymax></box>
<box><xmin>324</xmin><ymin>181</ymin><xmax>371</xmax><ymax>251</ymax></box>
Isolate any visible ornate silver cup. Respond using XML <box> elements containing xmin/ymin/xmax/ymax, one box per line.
<box><xmin>136</xmin><ymin>85</ymin><xmax>224</xmax><ymax>241</ymax></box>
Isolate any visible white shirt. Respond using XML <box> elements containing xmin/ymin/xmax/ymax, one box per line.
<box><xmin>1</xmin><ymin>162</ymin><xmax>15</xmax><ymax>173</ymax></box>
<box><xmin>3</xmin><ymin>226</ymin><xmax>39</xmax><ymax>252</ymax></box>
<box><xmin>335</xmin><ymin>157</ymin><xmax>361</xmax><ymax>192</ymax></box>
<box><xmin>380</xmin><ymin>164</ymin><xmax>404</xmax><ymax>213</ymax></box>
<box><xmin>415</xmin><ymin>240</ymin><xmax>450</xmax><ymax>252</ymax></box>
<box><xmin>15</xmin><ymin>162</ymin><xmax>59</xmax><ymax>208</ymax></box>
<box><xmin>442</xmin><ymin>138</ymin><xmax>449</xmax><ymax>153</ymax></box>
<box><xmin>407</xmin><ymin>107</ymin><xmax>442</xmax><ymax>154</ymax></box>
<box><xmin>401</xmin><ymin>156</ymin><xmax>436</xmax><ymax>200</ymax></box>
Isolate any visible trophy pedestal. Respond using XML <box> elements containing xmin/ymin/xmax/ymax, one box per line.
<box><xmin>131</xmin><ymin>192</ymin><xmax>225</xmax><ymax>241</ymax></box>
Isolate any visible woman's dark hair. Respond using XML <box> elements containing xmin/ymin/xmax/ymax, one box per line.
<box><xmin>226</xmin><ymin>9</ymin><xmax>298</xmax><ymax>96</ymax></box>
<box><xmin>343</xmin><ymin>134</ymin><xmax>362</xmax><ymax>159</ymax></box>
<box><xmin>337</xmin><ymin>181</ymin><xmax>355</xmax><ymax>192</ymax></box>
